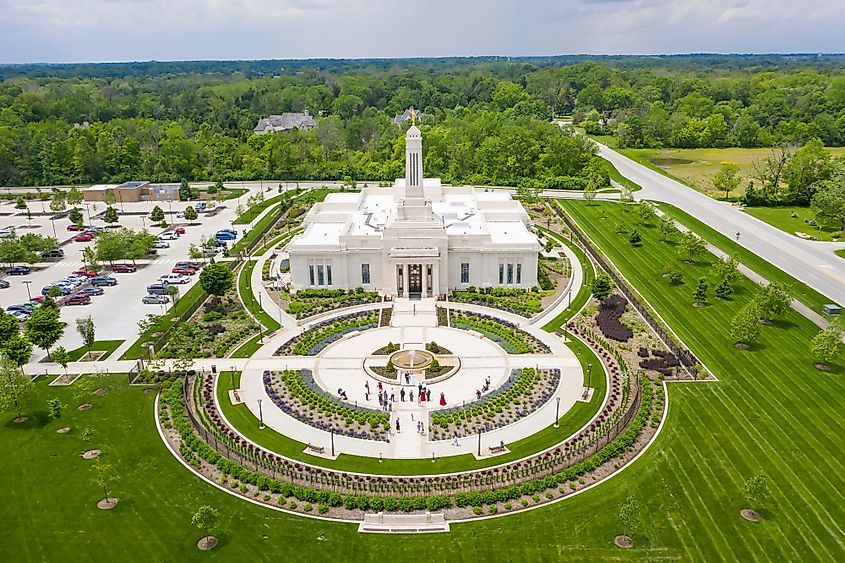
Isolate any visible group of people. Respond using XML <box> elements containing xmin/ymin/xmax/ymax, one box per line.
<box><xmin>357</xmin><ymin>378</ymin><xmax>450</xmax><ymax>409</ymax></box>
<box><xmin>475</xmin><ymin>377</ymin><xmax>492</xmax><ymax>400</ymax></box>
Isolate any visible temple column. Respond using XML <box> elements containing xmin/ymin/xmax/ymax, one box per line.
<box><xmin>422</xmin><ymin>264</ymin><xmax>428</xmax><ymax>298</ymax></box>
<box><xmin>432</xmin><ymin>261</ymin><xmax>440</xmax><ymax>298</ymax></box>
<box><xmin>403</xmin><ymin>264</ymin><xmax>410</xmax><ymax>296</ymax></box>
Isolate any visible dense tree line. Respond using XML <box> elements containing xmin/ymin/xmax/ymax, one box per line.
<box><xmin>2</xmin><ymin>56</ymin><xmax>845</xmax><ymax>186</ymax></box>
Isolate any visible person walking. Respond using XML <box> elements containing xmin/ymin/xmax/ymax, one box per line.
<box><xmin>476</xmin><ymin>389</ymin><xmax>481</xmax><ymax>400</ymax></box>
<box><xmin>395</xmin><ymin>418</ymin><xmax>401</xmax><ymax>433</ymax></box>
<box><xmin>452</xmin><ymin>432</ymin><xmax>459</xmax><ymax>446</ymax></box>
<box><xmin>390</xmin><ymin>388</ymin><xmax>395</xmax><ymax>402</ymax></box>
<box><xmin>400</xmin><ymin>388</ymin><xmax>406</xmax><ymax>402</ymax></box>
<box><xmin>409</xmin><ymin>390</ymin><xmax>414</xmax><ymax>402</ymax></box>
<box><xmin>427</xmin><ymin>387</ymin><xmax>433</xmax><ymax>402</ymax></box>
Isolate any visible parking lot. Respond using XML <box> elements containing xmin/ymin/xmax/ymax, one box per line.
<box><xmin>0</xmin><ymin>187</ymin><xmax>261</xmax><ymax>361</ymax></box>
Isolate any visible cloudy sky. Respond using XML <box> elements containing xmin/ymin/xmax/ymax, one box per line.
<box><xmin>0</xmin><ymin>0</ymin><xmax>842</xmax><ymax>64</ymax></box>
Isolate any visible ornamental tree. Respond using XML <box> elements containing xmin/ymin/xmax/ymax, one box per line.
<box><xmin>0</xmin><ymin>312</ymin><xmax>20</xmax><ymax>350</ymax></box>
<box><xmin>809</xmin><ymin>322</ymin><xmax>842</xmax><ymax>369</ymax></box>
<box><xmin>183</xmin><ymin>206</ymin><xmax>198</xmax><ymax>221</ymax></box>
<box><xmin>752</xmin><ymin>282</ymin><xmax>791</xmax><ymax>323</ymax></box>
<box><xmin>713</xmin><ymin>255</ymin><xmax>741</xmax><ymax>286</ymax></box>
<box><xmin>91</xmin><ymin>460</ymin><xmax>118</xmax><ymax>504</ymax></box>
<box><xmin>692</xmin><ymin>278</ymin><xmax>709</xmax><ymax>305</ymax></box>
<box><xmin>103</xmin><ymin>189</ymin><xmax>117</xmax><ymax>206</ymax></box>
<box><xmin>629</xmin><ymin>230</ymin><xmax>642</xmax><ymax>246</ymax></box>
<box><xmin>0</xmin><ymin>358</ymin><xmax>35</xmax><ymax>418</ymax></box>
<box><xmin>24</xmin><ymin>306</ymin><xmax>64</xmax><ymax>360</ymax></box>
<box><xmin>731</xmin><ymin>303</ymin><xmax>761</xmax><ymax>348</ymax></box>
<box><xmin>658</xmin><ymin>217</ymin><xmax>677</xmax><ymax>242</ymax></box>
<box><xmin>199</xmin><ymin>263</ymin><xmax>234</xmax><ymax>296</ymax></box>
<box><xmin>76</xmin><ymin>316</ymin><xmax>96</xmax><ymax>355</ymax></box>
<box><xmin>3</xmin><ymin>334</ymin><xmax>32</xmax><ymax>369</ymax></box>
<box><xmin>714</xmin><ymin>277</ymin><xmax>734</xmax><ymax>300</ymax></box>
<box><xmin>679</xmin><ymin>231</ymin><xmax>706</xmax><ymax>263</ymax></box>
<box><xmin>618</xmin><ymin>495</ymin><xmax>641</xmax><ymax>540</ymax></box>
<box><xmin>50</xmin><ymin>191</ymin><xmax>67</xmax><ymax>213</ymax></box>
<box><xmin>52</xmin><ymin>346</ymin><xmax>70</xmax><ymax>374</ymax></box>
<box><xmin>590</xmin><ymin>272</ymin><xmax>614</xmax><ymax>303</ymax></box>
<box><xmin>192</xmin><ymin>505</ymin><xmax>220</xmax><ymax>548</ymax></box>
<box><xmin>47</xmin><ymin>397</ymin><xmax>64</xmax><ymax>419</ymax></box>
<box><xmin>66</xmin><ymin>186</ymin><xmax>83</xmax><ymax>206</ymax></box>
<box><xmin>179</xmin><ymin>179</ymin><xmax>193</xmax><ymax>201</ymax></box>
<box><xmin>149</xmin><ymin>206</ymin><xmax>165</xmax><ymax>222</ymax></box>
<box><xmin>102</xmin><ymin>206</ymin><xmax>119</xmax><ymax>225</ymax></box>
<box><xmin>743</xmin><ymin>471</ymin><xmax>769</xmax><ymax>514</ymax></box>
<box><xmin>68</xmin><ymin>207</ymin><xmax>84</xmax><ymax>226</ymax></box>
<box><xmin>713</xmin><ymin>163</ymin><xmax>741</xmax><ymax>200</ymax></box>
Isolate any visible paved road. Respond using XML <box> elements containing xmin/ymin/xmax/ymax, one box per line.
<box><xmin>596</xmin><ymin>143</ymin><xmax>845</xmax><ymax>308</ymax></box>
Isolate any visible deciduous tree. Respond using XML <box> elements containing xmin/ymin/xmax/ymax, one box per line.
<box><xmin>0</xmin><ymin>358</ymin><xmax>35</xmax><ymax>418</ymax></box>
<box><xmin>679</xmin><ymin>231</ymin><xmax>706</xmax><ymax>263</ymax></box>
<box><xmin>752</xmin><ymin>282</ymin><xmax>791</xmax><ymax>323</ymax></box>
<box><xmin>713</xmin><ymin>163</ymin><xmax>741</xmax><ymax>200</ymax></box>
<box><xmin>76</xmin><ymin>316</ymin><xmax>96</xmax><ymax>355</ymax></box>
<box><xmin>590</xmin><ymin>272</ymin><xmax>614</xmax><ymax>302</ymax></box>
<box><xmin>24</xmin><ymin>306</ymin><xmax>64</xmax><ymax>360</ymax></box>
<box><xmin>809</xmin><ymin>322</ymin><xmax>842</xmax><ymax>369</ymax></box>
<box><xmin>192</xmin><ymin>505</ymin><xmax>220</xmax><ymax>549</ymax></box>
<box><xmin>199</xmin><ymin>263</ymin><xmax>234</xmax><ymax>296</ymax></box>
<box><xmin>731</xmin><ymin>303</ymin><xmax>761</xmax><ymax>348</ymax></box>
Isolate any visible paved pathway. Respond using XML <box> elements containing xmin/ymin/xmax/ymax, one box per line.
<box><xmin>596</xmin><ymin>142</ymin><xmax>845</xmax><ymax>307</ymax></box>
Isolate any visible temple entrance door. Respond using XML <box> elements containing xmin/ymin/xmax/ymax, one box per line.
<box><xmin>408</xmin><ymin>264</ymin><xmax>422</xmax><ymax>299</ymax></box>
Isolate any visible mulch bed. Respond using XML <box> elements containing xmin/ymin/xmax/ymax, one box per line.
<box><xmin>82</xmin><ymin>449</ymin><xmax>101</xmax><ymax>459</ymax></box>
<box><xmin>197</xmin><ymin>536</ymin><xmax>218</xmax><ymax>550</ymax></box>
<box><xmin>740</xmin><ymin>509</ymin><xmax>761</xmax><ymax>522</ymax></box>
<box><xmin>57</xmin><ymin>427</ymin><xmax>70</xmax><ymax>434</ymax></box>
<box><xmin>78</xmin><ymin>403</ymin><xmax>92</xmax><ymax>411</ymax></box>
<box><xmin>94</xmin><ymin>388</ymin><xmax>108</xmax><ymax>396</ymax></box>
<box><xmin>13</xmin><ymin>417</ymin><xmax>28</xmax><ymax>424</ymax></box>
<box><xmin>97</xmin><ymin>498</ymin><xmax>118</xmax><ymax>510</ymax></box>
<box><xmin>614</xmin><ymin>535</ymin><xmax>633</xmax><ymax>548</ymax></box>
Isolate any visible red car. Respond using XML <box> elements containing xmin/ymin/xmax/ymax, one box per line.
<box><xmin>31</xmin><ymin>295</ymin><xmax>45</xmax><ymax>303</ymax></box>
<box><xmin>64</xmin><ymin>294</ymin><xmax>91</xmax><ymax>305</ymax></box>
<box><xmin>112</xmin><ymin>264</ymin><xmax>137</xmax><ymax>273</ymax></box>
<box><xmin>67</xmin><ymin>224</ymin><xmax>86</xmax><ymax>231</ymax></box>
<box><xmin>71</xmin><ymin>269</ymin><xmax>99</xmax><ymax>278</ymax></box>
<box><xmin>171</xmin><ymin>266</ymin><xmax>196</xmax><ymax>276</ymax></box>
<box><xmin>174</xmin><ymin>227</ymin><xmax>186</xmax><ymax>235</ymax></box>
<box><xmin>74</xmin><ymin>233</ymin><xmax>93</xmax><ymax>242</ymax></box>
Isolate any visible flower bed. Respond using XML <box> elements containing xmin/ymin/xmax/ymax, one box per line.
<box><xmin>430</xmin><ymin>368</ymin><xmax>559</xmax><ymax>439</ymax></box>
<box><xmin>275</xmin><ymin>311</ymin><xmax>379</xmax><ymax>356</ymax></box>
<box><xmin>450</xmin><ymin>286</ymin><xmax>549</xmax><ymax>317</ymax></box>
<box><xmin>596</xmin><ymin>294</ymin><xmax>632</xmax><ymax>342</ymax></box>
<box><xmin>264</xmin><ymin>370</ymin><xmax>389</xmax><ymax>441</ymax></box>
<box><xmin>284</xmin><ymin>287</ymin><xmax>381</xmax><ymax>319</ymax></box>
<box><xmin>450</xmin><ymin>311</ymin><xmax>550</xmax><ymax>354</ymax></box>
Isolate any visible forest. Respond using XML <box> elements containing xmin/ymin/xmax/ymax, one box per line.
<box><xmin>1</xmin><ymin>55</ymin><xmax>845</xmax><ymax>187</ymax></box>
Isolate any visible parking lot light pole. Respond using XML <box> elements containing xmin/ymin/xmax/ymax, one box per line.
<box><xmin>49</xmin><ymin>217</ymin><xmax>57</xmax><ymax>239</ymax></box>
<box><xmin>22</xmin><ymin>280</ymin><xmax>32</xmax><ymax>302</ymax></box>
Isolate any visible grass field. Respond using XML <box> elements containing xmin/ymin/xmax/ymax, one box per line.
<box><xmin>3</xmin><ymin>200</ymin><xmax>844</xmax><ymax>561</ymax></box>
<box><xmin>837</xmin><ymin>249</ymin><xmax>845</xmax><ymax>260</ymax></box>
<box><xmin>538</xmin><ymin>227</ymin><xmax>595</xmax><ymax>332</ymax></box>
<box><xmin>655</xmin><ymin>204</ymin><xmax>835</xmax><ymax>313</ymax></box>
<box><xmin>233</xmin><ymin>193</ymin><xmax>287</xmax><ymax>225</ymax></box>
<box><xmin>237</xmin><ymin>259</ymin><xmax>281</xmax><ymax>331</ymax></box>
<box><xmin>615</xmin><ymin>146</ymin><xmax>845</xmax><ymax>199</ymax></box>
<box><xmin>67</xmin><ymin>339</ymin><xmax>124</xmax><ymax>361</ymax></box>
<box><xmin>743</xmin><ymin>206</ymin><xmax>841</xmax><ymax>242</ymax></box>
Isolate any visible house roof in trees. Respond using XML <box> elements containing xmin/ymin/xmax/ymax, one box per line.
<box><xmin>253</xmin><ymin>111</ymin><xmax>315</xmax><ymax>133</ymax></box>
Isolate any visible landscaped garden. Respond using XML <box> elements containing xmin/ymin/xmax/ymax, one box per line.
<box><xmin>275</xmin><ymin>311</ymin><xmax>380</xmax><ymax>356</ymax></box>
<box><xmin>279</xmin><ymin>287</ymin><xmax>382</xmax><ymax>319</ymax></box>
<box><xmin>430</xmin><ymin>368</ymin><xmax>561</xmax><ymax>439</ymax></box>
<box><xmin>264</xmin><ymin>369</ymin><xmax>389</xmax><ymax>441</ymax></box>
<box><xmin>449</xmin><ymin>310</ymin><xmax>551</xmax><ymax>354</ymax></box>
<box><xmin>157</xmin><ymin>287</ymin><xmax>258</xmax><ymax>358</ymax></box>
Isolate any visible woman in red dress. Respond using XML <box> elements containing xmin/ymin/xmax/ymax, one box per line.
<box><xmin>420</xmin><ymin>388</ymin><xmax>426</xmax><ymax>402</ymax></box>
<box><xmin>439</xmin><ymin>392</ymin><xmax>446</xmax><ymax>406</ymax></box>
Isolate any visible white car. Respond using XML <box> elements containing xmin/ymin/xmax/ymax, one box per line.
<box><xmin>154</xmin><ymin>240</ymin><xmax>170</xmax><ymax>249</ymax></box>
<box><xmin>176</xmin><ymin>212</ymin><xmax>185</xmax><ymax>219</ymax></box>
<box><xmin>10</xmin><ymin>310</ymin><xmax>28</xmax><ymax>321</ymax></box>
<box><xmin>0</xmin><ymin>229</ymin><xmax>13</xmax><ymax>238</ymax></box>
<box><xmin>159</xmin><ymin>273</ymin><xmax>189</xmax><ymax>284</ymax></box>
<box><xmin>158</xmin><ymin>232</ymin><xmax>179</xmax><ymax>241</ymax></box>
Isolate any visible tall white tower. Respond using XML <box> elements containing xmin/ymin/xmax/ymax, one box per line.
<box><xmin>404</xmin><ymin>124</ymin><xmax>423</xmax><ymax>201</ymax></box>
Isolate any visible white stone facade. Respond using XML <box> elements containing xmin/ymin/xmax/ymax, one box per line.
<box><xmin>287</xmin><ymin>126</ymin><xmax>541</xmax><ymax>297</ymax></box>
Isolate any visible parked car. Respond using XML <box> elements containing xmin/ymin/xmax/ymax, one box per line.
<box><xmin>146</xmin><ymin>283</ymin><xmax>170</xmax><ymax>296</ymax></box>
<box><xmin>215</xmin><ymin>232</ymin><xmax>236</xmax><ymax>241</ymax></box>
<box><xmin>159</xmin><ymin>273</ymin><xmax>189</xmax><ymax>284</ymax></box>
<box><xmin>6</xmin><ymin>265</ymin><xmax>30</xmax><ymax>275</ymax></box>
<box><xmin>79</xmin><ymin>286</ymin><xmax>104</xmax><ymax>296</ymax></box>
<box><xmin>7</xmin><ymin>304</ymin><xmax>35</xmax><ymax>314</ymax></box>
<box><xmin>176</xmin><ymin>212</ymin><xmax>185</xmax><ymax>219</ymax></box>
<box><xmin>154</xmin><ymin>240</ymin><xmax>170</xmax><ymax>249</ymax></box>
<box><xmin>142</xmin><ymin>294</ymin><xmax>170</xmax><ymax>304</ymax></box>
<box><xmin>89</xmin><ymin>226</ymin><xmax>105</xmax><ymax>233</ymax></box>
<box><xmin>42</xmin><ymin>284</ymin><xmax>71</xmax><ymax>295</ymax></box>
<box><xmin>112</xmin><ymin>264</ymin><xmax>136</xmax><ymax>273</ymax></box>
<box><xmin>30</xmin><ymin>295</ymin><xmax>44</xmax><ymax>303</ymax></box>
<box><xmin>40</xmin><ymin>248</ymin><xmax>64</xmax><ymax>259</ymax></box>
<box><xmin>9</xmin><ymin>310</ymin><xmax>28</xmax><ymax>321</ymax></box>
<box><xmin>0</xmin><ymin>279</ymin><xmax>9</xmax><ymax>289</ymax></box>
<box><xmin>175</xmin><ymin>261</ymin><xmax>202</xmax><ymax>270</ymax></box>
<box><xmin>71</xmin><ymin>269</ymin><xmax>98</xmax><ymax>278</ymax></box>
<box><xmin>158</xmin><ymin>231</ymin><xmax>179</xmax><ymax>241</ymax></box>
<box><xmin>201</xmin><ymin>246</ymin><xmax>220</xmax><ymax>255</ymax></box>
<box><xmin>0</xmin><ymin>229</ymin><xmax>14</xmax><ymax>238</ymax></box>
<box><xmin>195</xmin><ymin>202</ymin><xmax>206</xmax><ymax>212</ymax></box>
<box><xmin>174</xmin><ymin>226</ymin><xmax>186</xmax><ymax>235</ymax></box>
<box><xmin>64</xmin><ymin>294</ymin><xmax>91</xmax><ymax>305</ymax></box>
<box><xmin>172</xmin><ymin>266</ymin><xmax>196</xmax><ymax>276</ymax></box>
<box><xmin>90</xmin><ymin>275</ymin><xmax>117</xmax><ymax>287</ymax></box>
<box><xmin>74</xmin><ymin>233</ymin><xmax>93</xmax><ymax>242</ymax></box>
<box><xmin>66</xmin><ymin>224</ymin><xmax>86</xmax><ymax>231</ymax></box>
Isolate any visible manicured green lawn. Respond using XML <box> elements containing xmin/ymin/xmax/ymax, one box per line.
<box><xmin>233</xmin><ymin>193</ymin><xmax>287</xmax><ymax>225</ymax></box>
<box><xmin>836</xmin><ymin>249</ymin><xmax>845</xmax><ymax>260</ymax></box>
<box><xmin>560</xmin><ymin>200</ymin><xmax>844</xmax><ymax>560</ymax></box>
<box><xmin>538</xmin><ymin>227</ymin><xmax>595</xmax><ymax>332</ymax></box>
<box><xmin>67</xmin><ymin>339</ymin><xmax>124</xmax><ymax>361</ymax></box>
<box><xmin>230</xmin><ymin>205</ymin><xmax>284</xmax><ymax>254</ymax></box>
<box><xmin>237</xmin><ymin>259</ymin><xmax>281</xmax><ymax>331</ymax></box>
<box><xmin>655</xmin><ymin>203</ymin><xmax>835</xmax><ymax>313</ymax></box>
<box><xmin>743</xmin><ymin>206</ymin><xmax>841</xmax><ymax>242</ymax></box>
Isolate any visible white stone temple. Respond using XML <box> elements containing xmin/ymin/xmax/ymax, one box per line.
<box><xmin>287</xmin><ymin>121</ymin><xmax>541</xmax><ymax>298</ymax></box>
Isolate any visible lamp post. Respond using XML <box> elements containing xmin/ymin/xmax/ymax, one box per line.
<box><xmin>258</xmin><ymin>292</ymin><xmax>264</xmax><ymax>344</ymax></box>
<box><xmin>22</xmin><ymin>280</ymin><xmax>32</xmax><ymax>302</ymax></box>
<box><xmin>80</xmin><ymin>249</ymin><xmax>87</xmax><ymax>270</ymax></box>
<box><xmin>587</xmin><ymin>363</ymin><xmax>593</xmax><ymax>392</ymax></box>
<box><xmin>141</xmin><ymin>215</ymin><xmax>146</xmax><ymax>229</ymax></box>
<box><xmin>554</xmin><ymin>396</ymin><xmax>561</xmax><ymax>428</ymax></box>
<box><xmin>85</xmin><ymin>204</ymin><xmax>92</xmax><ymax>225</ymax></box>
<box><xmin>49</xmin><ymin>217</ymin><xmax>57</xmax><ymax>239</ymax></box>
<box><xmin>477</xmin><ymin>429</ymin><xmax>482</xmax><ymax>457</ymax></box>
<box><xmin>258</xmin><ymin>398</ymin><xmax>265</xmax><ymax>429</ymax></box>
<box><xmin>567</xmin><ymin>289</ymin><xmax>572</xmax><ymax>309</ymax></box>
<box><xmin>230</xmin><ymin>366</ymin><xmax>235</xmax><ymax>392</ymax></box>
<box><xmin>330</xmin><ymin>428</ymin><xmax>335</xmax><ymax>457</ymax></box>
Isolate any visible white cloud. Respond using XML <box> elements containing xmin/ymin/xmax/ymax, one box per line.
<box><xmin>0</xmin><ymin>0</ymin><xmax>843</xmax><ymax>63</ymax></box>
